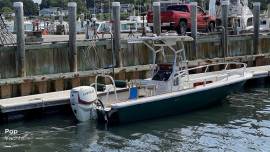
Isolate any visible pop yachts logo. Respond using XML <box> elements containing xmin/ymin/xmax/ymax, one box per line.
<box><xmin>5</xmin><ymin>129</ymin><xmax>18</xmax><ymax>135</ymax></box>
<box><xmin>3</xmin><ymin>129</ymin><xmax>28</xmax><ymax>141</ymax></box>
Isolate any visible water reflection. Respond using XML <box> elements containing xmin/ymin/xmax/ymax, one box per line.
<box><xmin>0</xmin><ymin>84</ymin><xmax>270</xmax><ymax>151</ymax></box>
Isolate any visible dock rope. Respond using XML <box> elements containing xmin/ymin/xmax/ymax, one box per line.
<box><xmin>0</xmin><ymin>14</ymin><xmax>16</xmax><ymax>46</ymax></box>
<box><xmin>81</xmin><ymin>40</ymin><xmax>100</xmax><ymax>70</ymax></box>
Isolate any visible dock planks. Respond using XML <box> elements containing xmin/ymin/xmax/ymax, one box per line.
<box><xmin>247</xmin><ymin>65</ymin><xmax>270</xmax><ymax>78</ymax></box>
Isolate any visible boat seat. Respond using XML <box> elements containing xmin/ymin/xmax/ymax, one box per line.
<box><xmin>193</xmin><ymin>81</ymin><xmax>213</xmax><ymax>87</ymax></box>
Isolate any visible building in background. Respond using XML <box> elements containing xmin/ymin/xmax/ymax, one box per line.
<box><xmin>39</xmin><ymin>7</ymin><xmax>68</xmax><ymax>17</ymax></box>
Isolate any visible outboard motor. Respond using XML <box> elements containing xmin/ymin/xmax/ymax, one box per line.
<box><xmin>70</xmin><ymin>86</ymin><xmax>98</xmax><ymax>122</ymax></box>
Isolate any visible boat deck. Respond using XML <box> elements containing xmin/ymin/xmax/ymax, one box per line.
<box><xmin>0</xmin><ymin>88</ymin><xmax>128</xmax><ymax>113</ymax></box>
<box><xmin>0</xmin><ymin>65</ymin><xmax>269</xmax><ymax>114</ymax></box>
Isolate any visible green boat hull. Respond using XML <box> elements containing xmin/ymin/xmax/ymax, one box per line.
<box><xmin>97</xmin><ymin>81</ymin><xmax>245</xmax><ymax>125</ymax></box>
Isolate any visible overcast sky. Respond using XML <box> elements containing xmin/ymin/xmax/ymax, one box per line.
<box><xmin>33</xmin><ymin>0</ymin><xmax>41</xmax><ymax>4</ymax></box>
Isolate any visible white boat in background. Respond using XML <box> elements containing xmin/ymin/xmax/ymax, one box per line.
<box><xmin>260</xmin><ymin>9</ymin><xmax>270</xmax><ymax>32</ymax></box>
<box><xmin>24</xmin><ymin>20</ymin><xmax>34</xmax><ymax>32</ymax></box>
<box><xmin>47</xmin><ymin>20</ymin><xmax>69</xmax><ymax>34</ymax></box>
<box><xmin>3</xmin><ymin>20</ymin><xmax>14</xmax><ymax>33</ymax></box>
<box><xmin>3</xmin><ymin>19</ymin><xmax>69</xmax><ymax>34</ymax></box>
<box><xmin>92</xmin><ymin>17</ymin><xmax>151</xmax><ymax>34</ymax></box>
<box><xmin>4</xmin><ymin>20</ymin><xmax>33</xmax><ymax>32</ymax></box>
<box><xmin>260</xmin><ymin>17</ymin><xmax>270</xmax><ymax>32</ymax></box>
<box><xmin>213</xmin><ymin>0</ymin><xmax>254</xmax><ymax>32</ymax></box>
<box><xmin>69</xmin><ymin>35</ymin><xmax>253</xmax><ymax>125</ymax></box>
<box><xmin>95</xmin><ymin>21</ymin><xmax>138</xmax><ymax>33</ymax></box>
<box><xmin>120</xmin><ymin>20</ymin><xmax>138</xmax><ymax>33</ymax></box>
<box><xmin>127</xmin><ymin>16</ymin><xmax>151</xmax><ymax>32</ymax></box>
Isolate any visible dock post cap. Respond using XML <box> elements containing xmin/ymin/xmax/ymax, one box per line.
<box><xmin>190</xmin><ymin>2</ymin><xmax>197</xmax><ymax>6</ymax></box>
<box><xmin>68</xmin><ymin>2</ymin><xmax>77</xmax><ymax>7</ymax></box>
<box><xmin>221</xmin><ymin>0</ymin><xmax>230</xmax><ymax>5</ymax></box>
<box><xmin>253</xmin><ymin>2</ymin><xmax>260</xmax><ymax>6</ymax></box>
<box><xmin>112</xmin><ymin>2</ymin><xmax>120</xmax><ymax>7</ymax></box>
<box><xmin>13</xmin><ymin>2</ymin><xmax>23</xmax><ymax>7</ymax></box>
<box><xmin>153</xmin><ymin>2</ymin><xmax>160</xmax><ymax>6</ymax></box>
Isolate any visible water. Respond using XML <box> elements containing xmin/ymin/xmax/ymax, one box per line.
<box><xmin>1</xmin><ymin>83</ymin><xmax>270</xmax><ymax>152</ymax></box>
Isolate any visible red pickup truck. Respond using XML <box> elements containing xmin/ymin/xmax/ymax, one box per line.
<box><xmin>147</xmin><ymin>4</ymin><xmax>216</xmax><ymax>34</ymax></box>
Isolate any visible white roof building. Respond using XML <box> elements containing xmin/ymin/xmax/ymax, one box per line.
<box><xmin>39</xmin><ymin>7</ymin><xmax>68</xmax><ymax>17</ymax></box>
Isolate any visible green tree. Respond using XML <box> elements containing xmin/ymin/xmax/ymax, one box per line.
<box><xmin>0</xmin><ymin>0</ymin><xmax>38</xmax><ymax>16</ymax></box>
<box><xmin>20</xmin><ymin>0</ymin><xmax>39</xmax><ymax>16</ymax></box>
<box><xmin>0</xmin><ymin>0</ymin><xmax>12</xmax><ymax>9</ymax></box>
<box><xmin>1</xmin><ymin>7</ymin><xmax>13</xmax><ymax>14</ymax></box>
<box><xmin>256</xmin><ymin>0</ymin><xmax>268</xmax><ymax>10</ymax></box>
<box><xmin>40</xmin><ymin>0</ymin><xmax>87</xmax><ymax>14</ymax></box>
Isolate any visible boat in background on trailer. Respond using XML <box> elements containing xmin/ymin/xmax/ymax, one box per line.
<box><xmin>69</xmin><ymin>35</ymin><xmax>253</xmax><ymax>125</ymax></box>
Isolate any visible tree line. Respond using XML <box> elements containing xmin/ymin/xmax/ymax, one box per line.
<box><xmin>0</xmin><ymin>0</ymin><xmax>38</xmax><ymax>16</ymax></box>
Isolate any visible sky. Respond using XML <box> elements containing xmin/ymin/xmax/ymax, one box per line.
<box><xmin>33</xmin><ymin>0</ymin><xmax>41</xmax><ymax>4</ymax></box>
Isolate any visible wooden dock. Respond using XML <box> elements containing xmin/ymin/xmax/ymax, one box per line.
<box><xmin>0</xmin><ymin>65</ymin><xmax>269</xmax><ymax>115</ymax></box>
<box><xmin>247</xmin><ymin>65</ymin><xmax>270</xmax><ymax>78</ymax></box>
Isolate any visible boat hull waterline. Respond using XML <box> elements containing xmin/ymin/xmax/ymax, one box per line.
<box><xmin>97</xmin><ymin>80</ymin><xmax>246</xmax><ymax>125</ymax></box>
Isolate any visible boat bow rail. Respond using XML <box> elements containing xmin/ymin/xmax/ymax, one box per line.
<box><xmin>173</xmin><ymin>62</ymin><xmax>248</xmax><ymax>90</ymax></box>
<box><xmin>180</xmin><ymin>62</ymin><xmax>247</xmax><ymax>77</ymax></box>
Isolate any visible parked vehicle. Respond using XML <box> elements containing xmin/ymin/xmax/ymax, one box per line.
<box><xmin>147</xmin><ymin>4</ymin><xmax>216</xmax><ymax>34</ymax></box>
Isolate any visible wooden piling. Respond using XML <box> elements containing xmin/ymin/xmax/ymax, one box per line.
<box><xmin>112</xmin><ymin>2</ymin><xmax>121</xmax><ymax>67</ymax></box>
<box><xmin>37</xmin><ymin>81</ymin><xmax>48</xmax><ymax>94</ymax></box>
<box><xmin>0</xmin><ymin>85</ymin><xmax>12</xmax><ymax>99</ymax></box>
<box><xmin>20</xmin><ymin>82</ymin><xmax>32</xmax><ymax>96</ymax></box>
<box><xmin>153</xmin><ymin>2</ymin><xmax>161</xmax><ymax>36</ymax></box>
<box><xmin>253</xmin><ymin>2</ymin><xmax>260</xmax><ymax>55</ymax></box>
<box><xmin>133</xmin><ymin>71</ymin><xmax>140</xmax><ymax>79</ymax></box>
<box><xmin>80</xmin><ymin>14</ymin><xmax>84</xmax><ymax>28</ymax></box>
<box><xmin>255</xmin><ymin>56</ymin><xmax>268</xmax><ymax>66</ymax></box>
<box><xmin>221</xmin><ymin>0</ymin><xmax>229</xmax><ymax>57</ymax></box>
<box><xmin>59</xmin><ymin>14</ymin><xmax>63</xmax><ymax>24</ymax></box>
<box><xmin>14</xmin><ymin>2</ymin><xmax>26</xmax><ymax>77</ymax></box>
<box><xmin>68</xmin><ymin>2</ymin><xmax>77</xmax><ymax>72</ymax></box>
<box><xmin>85</xmin><ymin>20</ymin><xmax>90</xmax><ymax>39</ymax></box>
<box><xmin>71</xmin><ymin>78</ymin><xmax>80</xmax><ymax>88</ymax></box>
<box><xmin>54</xmin><ymin>79</ymin><xmax>64</xmax><ymax>91</ymax></box>
<box><xmin>191</xmin><ymin>2</ymin><xmax>197</xmax><ymax>58</ymax></box>
<box><xmin>116</xmin><ymin>70</ymin><xmax>126</xmax><ymax>80</ymax></box>
<box><xmin>268</xmin><ymin>4</ymin><xmax>270</xmax><ymax>19</ymax></box>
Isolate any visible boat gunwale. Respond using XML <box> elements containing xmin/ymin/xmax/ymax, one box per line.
<box><xmin>110</xmin><ymin>72</ymin><xmax>253</xmax><ymax>109</ymax></box>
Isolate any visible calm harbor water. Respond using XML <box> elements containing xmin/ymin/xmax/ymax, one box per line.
<box><xmin>0</xmin><ymin>82</ymin><xmax>270</xmax><ymax>152</ymax></box>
